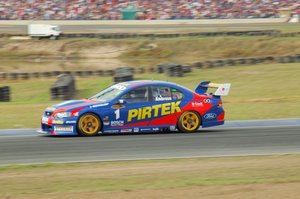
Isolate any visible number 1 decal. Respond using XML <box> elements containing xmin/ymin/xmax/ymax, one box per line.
<box><xmin>114</xmin><ymin>109</ymin><xmax>120</xmax><ymax>120</ymax></box>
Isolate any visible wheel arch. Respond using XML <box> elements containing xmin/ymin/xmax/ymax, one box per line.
<box><xmin>178</xmin><ymin>109</ymin><xmax>203</xmax><ymax>126</ymax></box>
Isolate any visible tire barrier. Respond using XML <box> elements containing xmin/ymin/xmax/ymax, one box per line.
<box><xmin>164</xmin><ymin>63</ymin><xmax>184</xmax><ymax>77</ymax></box>
<box><xmin>0</xmin><ymin>30</ymin><xmax>292</xmax><ymax>39</ymax></box>
<box><xmin>114</xmin><ymin>67</ymin><xmax>134</xmax><ymax>83</ymax></box>
<box><xmin>60</xmin><ymin>30</ymin><xmax>282</xmax><ymax>39</ymax></box>
<box><xmin>133</xmin><ymin>67</ymin><xmax>145</xmax><ymax>74</ymax></box>
<box><xmin>182</xmin><ymin>65</ymin><xmax>192</xmax><ymax>73</ymax></box>
<box><xmin>102</xmin><ymin>70</ymin><xmax>115</xmax><ymax>76</ymax></box>
<box><xmin>0</xmin><ymin>72</ymin><xmax>5</xmax><ymax>80</ymax></box>
<box><xmin>192</xmin><ymin>54</ymin><xmax>300</xmax><ymax>69</ymax></box>
<box><xmin>0</xmin><ymin>70</ymin><xmax>116</xmax><ymax>80</ymax></box>
<box><xmin>50</xmin><ymin>74</ymin><xmax>76</xmax><ymax>100</ymax></box>
<box><xmin>154</xmin><ymin>64</ymin><xmax>165</xmax><ymax>73</ymax></box>
<box><xmin>279</xmin><ymin>32</ymin><xmax>300</xmax><ymax>37</ymax></box>
<box><xmin>0</xmin><ymin>86</ymin><xmax>10</xmax><ymax>102</ymax></box>
<box><xmin>0</xmin><ymin>54</ymin><xmax>299</xmax><ymax>81</ymax></box>
<box><xmin>155</xmin><ymin>63</ymin><xmax>192</xmax><ymax>77</ymax></box>
<box><xmin>191</xmin><ymin>62</ymin><xmax>204</xmax><ymax>68</ymax></box>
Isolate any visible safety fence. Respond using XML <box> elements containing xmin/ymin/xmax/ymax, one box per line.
<box><xmin>1</xmin><ymin>54</ymin><xmax>299</xmax><ymax>81</ymax></box>
<box><xmin>0</xmin><ymin>86</ymin><xmax>10</xmax><ymax>102</ymax></box>
<box><xmin>2</xmin><ymin>30</ymin><xmax>300</xmax><ymax>39</ymax></box>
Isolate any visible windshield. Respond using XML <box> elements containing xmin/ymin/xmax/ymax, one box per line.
<box><xmin>52</xmin><ymin>26</ymin><xmax>60</xmax><ymax>31</ymax></box>
<box><xmin>89</xmin><ymin>85</ymin><xmax>124</xmax><ymax>102</ymax></box>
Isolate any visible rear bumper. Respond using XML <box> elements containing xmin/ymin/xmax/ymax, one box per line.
<box><xmin>202</xmin><ymin>120</ymin><xmax>224</xmax><ymax>128</ymax></box>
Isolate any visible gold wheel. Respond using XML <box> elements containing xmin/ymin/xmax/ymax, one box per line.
<box><xmin>78</xmin><ymin>113</ymin><xmax>101</xmax><ymax>136</ymax></box>
<box><xmin>178</xmin><ymin>111</ymin><xmax>200</xmax><ymax>133</ymax></box>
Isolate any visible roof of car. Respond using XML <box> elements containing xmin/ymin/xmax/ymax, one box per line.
<box><xmin>122</xmin><ymin>80</ymin><xmax>181</xmax><ymax>87</ymax></box>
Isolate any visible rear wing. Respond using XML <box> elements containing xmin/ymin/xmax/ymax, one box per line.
<box><xmin>195</xmin><ymin>81</ymin><xmax>231</xmax><ymax>96</ymax></box>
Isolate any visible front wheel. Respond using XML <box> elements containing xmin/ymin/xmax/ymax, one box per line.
<box><xmin>77</xmin><ymin>113</ymin><xmax>101</xmax><ymax>136</ymax></box>
<box><xmin>50</xmin><ymin>35</ymin><xmax>57</xmax><ymax>40</ymax></box>
<box><xmin>177</xmin><ymin>111</ymin><xmax>201</xmax><ymax>133</ymax></box>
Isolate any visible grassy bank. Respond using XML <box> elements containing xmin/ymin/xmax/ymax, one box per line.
<box><xmin>1</xmin><ymin>155</ymin><xmax>300</xmax><ymax>198</ymax></box>
<box><xmin>0</xmin><ymin>63</ymin><xmax>299</xmax><ymax>128</ymax></box>
<box><xmin>0</xmin><ymin>36</ymin><xmax>300</xmax><ymax>72</ymax></box>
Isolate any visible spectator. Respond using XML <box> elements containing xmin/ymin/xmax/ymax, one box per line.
<box><xmin>0</xmin><ymin>0</ymin><xmax>299</xmax><ymax>20</ymax></box>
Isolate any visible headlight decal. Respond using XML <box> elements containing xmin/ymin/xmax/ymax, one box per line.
<box><xmin>56</xmin><ymin>112</ymin><xmax>72</xmax><ymax>118</ymax></box>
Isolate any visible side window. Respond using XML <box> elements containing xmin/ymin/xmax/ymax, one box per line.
<box><xmin>171</xmin><ymin>88</ymin><xmax>184</xmax><ymax>101</ymax></box>
<box><xmin>151</xmin><ymin>86</ymin><xmax>172</xmax><ymax>102</ymax></box>
<box><xmin>120</xmin><ymin>87</ymin><xmax>148</xmax><ymax>103</ymax></box>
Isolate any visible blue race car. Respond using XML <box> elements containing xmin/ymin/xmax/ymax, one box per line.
<box><xmin>40</xmin><ymin>80</ymin><xmax>230</xmax><ymax>136</ymax></box>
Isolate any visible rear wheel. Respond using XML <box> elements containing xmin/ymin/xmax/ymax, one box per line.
<box><xmin>77</xmin><ymin>113</ymin><xmax>101</xmax><ymax>136</ymax></box>
<box><xmin>177</xmin><ymin>111</ymin><xmax>201</xmax><ymax>133</ymax></box>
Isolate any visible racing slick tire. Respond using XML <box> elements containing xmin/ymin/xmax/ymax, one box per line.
<box><xmin>77</xmin><ymin>113</ymin><xmax>102</xmax><ymax>136</ymax></box>
<box><xmin>177</xmin><ymin>111</ymin><xmax>201</xmax><ymax>133</ymax></box>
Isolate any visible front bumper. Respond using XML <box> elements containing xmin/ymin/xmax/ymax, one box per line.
<box><xmin>41</xmin><ymin>116</ymin><xmax>78</xmax><ymax>136</ymax></box>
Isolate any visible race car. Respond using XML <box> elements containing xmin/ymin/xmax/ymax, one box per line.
<box><xmin>39</xmin><ymin>80</ymin><xmax>230</xmax><ymax>136</ymax></box>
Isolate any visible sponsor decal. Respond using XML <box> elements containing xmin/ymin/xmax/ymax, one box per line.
<box><xmin>133</xmin><ymin>128</ymin><xmax>139</xmax><ymax>133</ymax></box>
<box><xmin>155</xmin><ymin>96</ymin><xmax>172</xmax><ymax>101</ymax></box>
<box><xmin>119</xmin><ymin>82</ymin><xmax>129</xmax><ymax>86</ymax></box>
<box><xmin>152</xmin><ymin>127</ymin><xmax>160</xmax><ymax>131</ymax></box>
<box><xmin>112</xmin><ymin>84</ymin><xmax>127</xmax><ymax>91</ymax></box>
<box><xmin>204</xmin><ymin>113</ymin><xmax>217</xmax><ymax>120</ymax></box>
<box><xmin>111</xmin><ymin>120</ymin><xmax>124</xmax><ymax>127</ymax></box>
<box><xmin>140</xmin><ymin>128</ymin><xmax>151</xmax><ymax>132</ymax></box>
<box><xmin>104</xmin><ymin>129</ymin><xmax>120</xmax><ymax>133</ymax></box>
<box><xmin>111</xmin><ymin>104</ymin><xmax>125</xmax><ymax>109</ymax></box>
<box><xmin>203</xmin><ymin>99</ymin><xmax>211</xmax><ymax>103</ymax></box>
<box><xmin>66</xmin><ymin>121</ymin><xmax>76</xmax><ymax>124</ymax></box>
<box><xmin>192</xmin><ymin>102</ymin><xmax>203</xmax><ymax>107</ymax></box>
<box><xmin>54</xmin><ymin>126</ymin><xmax>73</xmax><ymax>132</ymax></box>
<box><xmin>90</xmin><ymin>103</ymin><xmax>108</xmax><ymax>108</ymax></box>
<box><xmin>52</xmin><ymin>120</ymin><xmax>64</xmax><ymax>124</ymax></box>
<box><xmin>127</xmin><ymin>101</ymin><xmax>181</xmax><ymax>122</ymax></box>
<box><xmin>46</xmin><ymin>107</ymin><xmax>56</xmax><ymax>111</ymax></box>
<box><xmin>120</xmin><ymin>129</ymin><xmax>132</xmax><ymax>133</ymax></box>
<box><xmin>56</xmin><ymin>100</ymin><xmax>76</xmax><ymax>107</ymax></box>
<box><xmin>42</xmin><ymin>117</ymin><xmax>48</xmax><ymax>124</ymax></box>
<box><xmin>103</xmin><ymin>116</ymin><xmax>110</xmax><ymax>125</ymax></box>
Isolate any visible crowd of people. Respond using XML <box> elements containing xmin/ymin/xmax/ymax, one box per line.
<box><xmin>0</xmin><ymin>0</ymin><xmax>299</xmax><ymax>20</ymax></box>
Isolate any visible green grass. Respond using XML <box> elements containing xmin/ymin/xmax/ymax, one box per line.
<box><xmin>0</xmin><ymin>155</ymin><xmax>300</xmax><ymax>196</ymax></box>
<box><xmin>0</xmin><ymin>63</ymin><xmax>300</xmax><ymax>128</ymax></box>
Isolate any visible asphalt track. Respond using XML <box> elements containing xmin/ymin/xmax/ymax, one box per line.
<box><xmin>0</xmin><ymin>23</ymin><xmax>299</xmax><ymax>33</ymax></box>
<box><xmin>0</xmin><ymin>119</ymin><xmax>300</xmax><ymax>165</ymax></box>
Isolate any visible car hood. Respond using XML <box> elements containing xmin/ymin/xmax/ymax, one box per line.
<box><xmin>46</xmin><ymin>100</ymin><xmax>109</xmax><ymax>112</ymax></box>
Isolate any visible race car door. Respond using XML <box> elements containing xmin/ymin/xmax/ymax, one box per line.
<box><xmin>110</xmin><ymin>86</ymin><xmax>152</xmax><ymax>129</ymax></box>
<box><xmin>148</xmin><ymin>85</ymin><xmax>184</xmax><ymax>127</ymax></box>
